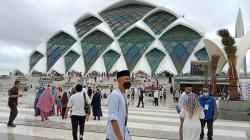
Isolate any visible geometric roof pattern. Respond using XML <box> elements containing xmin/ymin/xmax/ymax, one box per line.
<box><xmin>26</xmin><ymin>0</ymin><xmax>212</xmax><ymax>75</ymax></box>
<box><xmin>81</xmin><ymin>30</ymin><xmax>113</xmax><ymax>72</ymax></box>
<box><xmin>64</xmin><ymin>50</ymin><xmax>80</xmax><ymax>73</ymax></box>
<box><xmin>75</xmin><ymin>16</ymin><xmax>102</xmax><ymax>38</ymax></box>
<box><xmin>100</xmin><ymin>4</ymin><xmax>155</xmax><ymax>37</ymax></box>
<box><xmin>103</xmin><ymin>50</ymin><xmax>121</xmax><ymax>73</ymax></box>
<box><xmin>118</xmin><ymin>28</ymin><xmax>154</xmax><ymax>71</ymax></box>
<box><xmin>160</xmin><ymin>25</ymin><xmax>202</xmax><ymax>74</ymax></box>
<box><xmin>46</xmin><ymin>32</ymin><xmax>76</xmax><ymax>72</ymax></box>
<box><xmin>145</xmin><ymin>48</ymin><xmax>165</xmax><ymax>73</ymax></box>
<box><xmin>144</xmin><ymin>11</ymin><xmax>177</xmax><ymax>35</ymax></box>
<box><xmin>29</xmin><ymin>51</ymin><xmax>44</xmax><ymax>71</ymax></box>
<box><xmin>194</xmin><ymin>47</ymin><xmax>209</xmax><ymax>61</ymax></box>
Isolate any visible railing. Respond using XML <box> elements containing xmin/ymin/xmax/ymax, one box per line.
<box><xmin>239</xmin><ymin>74</ymin><xmax>250</xmax><ymax>79</ymax></box>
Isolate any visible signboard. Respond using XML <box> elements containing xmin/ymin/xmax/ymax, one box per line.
<box><xmin>191</xmin><ymin>61</ymin><xmax>210</xmax><ymax>76</ymax></box>
<box><xmin>38</xmin><ymin>76</ymin><xmax>52</xmax><ymax>85</ymax></box>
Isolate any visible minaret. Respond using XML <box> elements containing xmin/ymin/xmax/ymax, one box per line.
<box><xmin>235</xmin><ymin>8</ymin><xmax>247</xmax><ymax>75</ymax></box>
<box><xmin>235</xmin><ymin>8</ymin><xmax>244</xmax><ymax>38</ymax></box>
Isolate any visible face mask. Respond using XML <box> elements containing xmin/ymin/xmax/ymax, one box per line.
<box><xmin>203</xmin><ymin>92</ymin><xmax>209</xmax><ymax>97</ymax></box>
<box><xmin>123</xmin><ymin>82</ymin><xmax>131</xmax><ymax>89</ymax></box>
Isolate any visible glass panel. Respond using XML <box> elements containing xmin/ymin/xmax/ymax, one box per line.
<box><xmin>103</xmin><ymin>50</ymin><xmax>120</xmax><ymax>73</ymax></box>
<box><xmin>100</xmin><ymin>4</ymin><xmax>154</xmax><ymax>37</ymax></box>
<box><xmin>46</xmin><ymin>32</ymin><xmax>76</xmax><ymax>71</ymax></box>
<box><xmin>145</xmin><ymin>48</ymin><xmax>165</xmax><ymax>73</ymax></box>
<box><xmin>75</xmin><ymin>16</ymin><xmax>102</xmax><ymax>38</ymax></box>
<box><xmin>160</xmin><ymin>25</ymin><xmax>202</xmax><ymax>74</ymax></box>
<box><xmin>81</xmin><ymin>30</ymin><xmax>113</xmax><ymax>72</ymax></box>
<box><xmin>194</xmin><ymin>48</ymin><xmax>209</xmax><ymax>61</ymax></box>
<box><xmin>118</xmin><ymin>28</ymin><xmax>154</xmax><ymax>71</ymax></box>
<box><xmin>144</xmin><ymin>11</ymin><xmax>177</xmax><ymax>35</ymax></box>
<box><xmin>29</xmin><ymin>51</ymin><xmax>44</xmax><ymax>71</ymax></box>
<box><xmin>64</xmin><ymin>51</ymin><xmax>80</xmax><ymax>73</ymax></box>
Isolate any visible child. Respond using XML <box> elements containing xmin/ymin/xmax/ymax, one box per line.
<box><xmin>56</xmin><ymin>96</ymin><xmax>62</xmax><ymax>116</ymax></box>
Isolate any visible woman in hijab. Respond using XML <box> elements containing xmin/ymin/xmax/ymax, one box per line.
<box><xmin>37</xmin><ymin>85</ymin><xmax>55</xmax><ymax>121</ymax></box>
<box><xmin>61</xmin><ymin>92</ymin><xmax>69</xmax><ymax>119</ymax></box>
<box><xmin>34</xmin><ymin>86</ymin><xmax>44</xmax><ymax>116</ymax></box>
<box><xmin>91</xmin><ymin>88</ymin><xmax>102</xmax><ymax>120</ymax></box>
<box><xmin>180</xmin><ymin>94</ymin><xmax>205</xmax><ymax>140</ymax></box>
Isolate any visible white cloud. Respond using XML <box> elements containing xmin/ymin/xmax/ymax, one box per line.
<box><xmin>0</xmin><ymin>45</ymin><xmax>31</xmax><ymax>75</ymax></box>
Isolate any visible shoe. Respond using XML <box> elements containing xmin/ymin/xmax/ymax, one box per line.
<box><xmin>94</xmin><ymin>117</ymin><xmax>96</xmax><ymax>120</ymax></box>
<box><xmin>7</xmin><ymin>123</ymin><xmax>16</xmax><ymax>127</ymax></box>
<box><xmin>136</xmin><ymin>106</ymin><xmax>139</xmax><ymax>108</ymax></box>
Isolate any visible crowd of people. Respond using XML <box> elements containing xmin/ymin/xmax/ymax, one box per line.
<box><xmin>176</xmin><ymin>84</ymin><xmax>219</xmax><ymax>140</ymax></box>
<box><xmin>33</xmin><ymin>84</ymin><xmax>104</xmax><ymax>122</ymax></box>
<box><xmin>7</xmin><ymin>70</ymin><xmax>222</xmax><ymax>140</ymax></box>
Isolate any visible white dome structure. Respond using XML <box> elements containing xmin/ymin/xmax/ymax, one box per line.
<box><xmin>19</xmin><ymin>0</ymin><xmax>249</xmax><ymax>76</ymax></box>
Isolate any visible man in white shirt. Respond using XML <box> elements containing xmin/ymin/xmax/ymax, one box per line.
<box><xmin>106</xmin><ymin>70</ymin><xmax>131</xmax><ymax>140</ymax></box>
<box><xmin>154</xmin><ymin>90</ymin><xmax>159</xmax><ymax>106</ymax></box>
<box><xmin>64</xmin><ymin>84</ymin><xmax>91</xmax><ymax>140</ymax></box>
<box><xmin>177</xmin><ymin>84</ymin><xmax>193</xmax><ymax>140</ymax></box>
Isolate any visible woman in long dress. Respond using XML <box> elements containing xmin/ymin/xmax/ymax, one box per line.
<box><xmin>91</xmin><ymin>89</ymin><xmax>102</xmax><ymax>120</ymax></box>
<box><xmin>61</xmin><ymin>92</ymin><xmax>69</xmax><ymax>119</ymax></box>
<box><xmin>37</xmin><ymin>86</ymin><xmax>55</xmax><ymax>121</ymax></box>
<box><xmin>34</xmin><ymin>86</ymin><xmax>44</xmax><ymax>116</ymax></box>
<box><xmin>180</xmin><ymin>94</ymin><xmax>205</xmax><ymax>140</ymax></box>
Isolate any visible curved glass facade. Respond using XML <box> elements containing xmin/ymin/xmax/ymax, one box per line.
<box><xmin>75</xmin><ymin>16</ymin><xmax>102</xmax><ymax>38</ymax></box>
<box><xmin>64</xmin><ymin>50</ymin><xmax>80</xmax><ymax>73</ymax></box>
<box><xmin>81</xmin><ymin>30</ymin><xmax>113</xmax><ymax>72</ymax></box>
<box><xmin>47</xmin><ymin>32</ymin><xmax>76</xmax><ymax>72</ymax></box>
<box><xmin>29</xmin><ymin>51</ymin><xmax>43</xmax><ymax>71</ymax></box>
<box><xmin>160</xmin><ymin>25</ymin><xmax>202</xmax><ymax>74</ymax></box>
<box><xmin>118</xmin><ymin>28</ymin><xmax>154</xmax><ymax>71</ymax></box>
<box><xmin>103</xmin><ymin>50</ymin><xmax>120</xmax><ymax>73</ymax></box>
<box><xmin>194</xmin><ymin>48</ymin><xmax>209</xmax><ymax>61</ymax></box>
<box><xmin>146</xmin><ymin>48</ymin><xmax>165</xmax><ymax>73</ymax></box>
<box><xmin>100</xmin><ymin>4</ymin><xmax>154</xmax><ymax>37</ymax></box>
<box><xmin>144</xmin><ymin>11</ymin><xmax>177</xmax><ymax>35</ymax></box>
<box><xmin>28</xmin><ymin>1</ymin><xmax>209</xmax><ymax>75</ymax></box>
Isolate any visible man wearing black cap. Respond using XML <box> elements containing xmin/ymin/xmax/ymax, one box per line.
<box><xmin>106</xmin><ymin>70</ymin><xmax>131</xmax><ymax>140</ymax></box>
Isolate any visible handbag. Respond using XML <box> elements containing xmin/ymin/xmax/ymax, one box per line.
<box><xmin>83</xmin><ymin>92</ymin><xmax>91</xmax><ymax>115</ymax></box>
<box><xmin>176</xmin><ymin>105</ymin><xmax>181</xmax><ymax>113</ymax></box>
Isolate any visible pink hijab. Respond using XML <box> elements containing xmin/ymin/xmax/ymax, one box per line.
<box><xmin>37</xmin><ymin>87</ymin><xmax>55</xmax><ymax>113</ymax></box>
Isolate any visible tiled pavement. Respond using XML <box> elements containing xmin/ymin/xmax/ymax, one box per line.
<box><xmin>0</xmin><ymin>92</ymin><xmax>249</xmax><ymax>140</ymax></box>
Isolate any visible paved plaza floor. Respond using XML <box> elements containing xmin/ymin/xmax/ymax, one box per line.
<box><xmin>0</xmin><ymin>91</ymin><xmax>249</xmax><ymax>140</ymax></box>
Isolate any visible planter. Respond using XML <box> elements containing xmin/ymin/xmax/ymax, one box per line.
<box><xmin>218</xmin><ymin>100</ymin><xmax>250</xmax><ymax>121</ymax></box>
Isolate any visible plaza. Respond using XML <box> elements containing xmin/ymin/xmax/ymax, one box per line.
<box><xmin>0</xmin><ymin>90</ymin><xmax>248</xmax><ymax>140</ymax></box>
<box><xmin>0</xmin><ymin>0</ymin><xmax>250</xmax><ymax>140</ymax></box>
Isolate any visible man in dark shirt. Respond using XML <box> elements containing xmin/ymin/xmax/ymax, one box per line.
<box><xmin>136</xmin><ymin>89</ymin><xmax>144</xmax><ymax>108</ymax></box>
<box><xmin>8</xmin><ymin>80</ymin><xmax>23</xmax><ymax>127</ymax></box>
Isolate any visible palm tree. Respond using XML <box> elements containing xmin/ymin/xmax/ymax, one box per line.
<box><xmin>218</xmin><ymin>29</ymin><xmax>239</xmax><ymax>100</ymax></box>
<box><xmin>211</xmin><ymin>55</ymin><xmax>220</xmax><ymax>96</ymax></box>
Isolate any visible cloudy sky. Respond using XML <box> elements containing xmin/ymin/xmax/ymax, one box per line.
<box><xmin>0</xmin><ymin>0</ymin><xmax>249</xmax><ymax>75</ymax></box>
